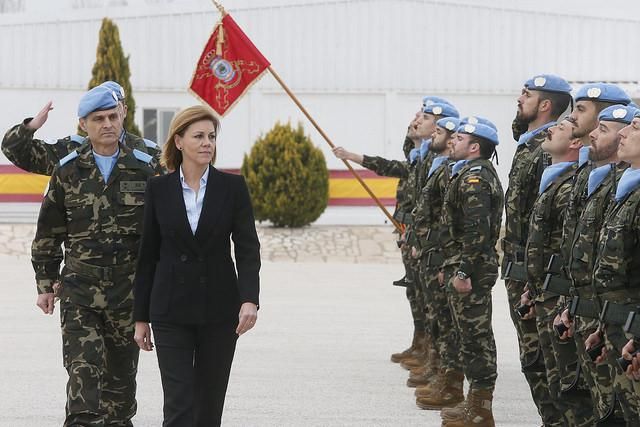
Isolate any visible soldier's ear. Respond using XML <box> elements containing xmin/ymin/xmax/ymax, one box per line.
<box><xmin>539</xmin><ymin>98</ymin><xmax>552</xmax><ymax>114</ymax></box>
<box><xmin>78</xmin><ymin>119</ymin><xmax>87</xmax><ymax>132</ymax></box>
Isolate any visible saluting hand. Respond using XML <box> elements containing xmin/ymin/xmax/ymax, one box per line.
<box><xmin>27</xmin><ymin>101</ymin><xmax>54</xmax><ymax>131</ymax></box>
<box><xmin>236</xmin><ymin>302</ymin><xmax>258</xmax><ymax>336</ymax></box>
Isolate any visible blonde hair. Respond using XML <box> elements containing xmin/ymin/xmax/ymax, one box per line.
<box><xmin>162</xmin><ymin>105</ymin><xmax>220</xmax><ymax>172</ymax></box>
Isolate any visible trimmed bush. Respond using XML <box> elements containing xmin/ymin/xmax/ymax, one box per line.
<box><xmin>241</xmin><ymin>122</ymin><xmax>328</xmax><ymax>227</ymax></box>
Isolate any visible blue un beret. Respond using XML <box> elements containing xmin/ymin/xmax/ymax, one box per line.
<box><xmin>422</xmin><ymin>96</ymin><xmax>453</xmax><ymax>108</ymax></box>
<box><xmin>78</xmin><ymin>86</ymin><xmax>119</xmax><ymax>118</ymax></box>
<box><xmin>574</xmin><ymin>83</ymin><xmax>631</xmax><ymax>105</ymax></box>
<box><xmin>459</xmin><ymin>116</ymin><xmax>498</xmax><ymax>131</ymax></box>
<box><xmin>457</xmin><ymin>120</ymin><xmax>499</xmax><ymax>146</ymax></box>
<box><xmin>524</xmin><ymin>74</ymin><xmax>572</xmax><ymax>94</ymax></box>
<box><xmin>100</xmin><ymin>81</ymin><xmax>125</xmax><ymax>101</ymax></box>
<box><xmin>437</xmin><ymin>117</ymin><xmax>461</xmax><ymax>132</ymax></box>
<box><xmin>423</xmin><ymin>102</ymin><xmax>459</xmax><ymax>118</ymax></box>
<box><xmin>598</xmin><ymin>105</ymin><xmax>639</xmax><ymax>125</ymax></box>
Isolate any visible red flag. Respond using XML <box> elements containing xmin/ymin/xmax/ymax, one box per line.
<box><xmin>189</xmin><ymin>14</ymin><xmax>270</xmax><ymax>116</ymax></box>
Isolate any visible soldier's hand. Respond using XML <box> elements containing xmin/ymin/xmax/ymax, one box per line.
<box><xmin>585</xmin><ymin>331</ymin><xmax>605</xmax><ymax>363</ymax></box>
<box><xmin>560</xmin><ymin>309</ymin><xmax>574</xmax><ymax>338</ymax></box>
<box><xmin>622</xmin><ymin>339</ymin><xmax>640</xmax><ymax>380</ymax></box>
<box><xmin>134</xmin><ymin>321</ymin><xmax>154</xmax><ymax>351</ymax></box>
<box><xmin>332</xmin><ymin>147</ymin><xmax>363</xmax><ymax>164</ymax></box>
<box><xmin>437</xmin><ymin>271</ymin><xmax>445</xmax><ymax>286</ymax></box>
<box><xmin>36</xmin><ymin>293</ymin><xmax>55</xmax><ymax>315</ymax></box>
<box><xmin>410</xmin><ymin>246</ymin><xmax>419</xmax><ymax>259</ymax></box>
<box><xmin>27</xmin><ymin>101</ymin><xmax>54</xmax><ymax>131</ymax></box>
<box><xmin>453</xmin><ymin>277</ymin><xmax>472</xmax><ymax>294</ymax></box>
<box><xmin>553</xmin><ymin>314</ymin><xmax>570</xmax><ymax>341</ymax></box>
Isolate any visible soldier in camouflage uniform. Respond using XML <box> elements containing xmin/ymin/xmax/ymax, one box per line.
<box><xmin>29</xmin><ymin>86</ymin><xmax>163</xmax><ymax>426</ymax></box>
<box><xmin>437</xmin><ymin>120</ymin><xmax>503</xmax><ymax>427</ymax></box>
<box><xmin>520</xmin><ymin>117</ymin><xmax>595</xmax><ymax>426</ymax></box>
<box><xmin>500</xmin><ymin>75</ymin><xmax>573</xmax><ymax>424</ymax></box>
<box><xmin>332</xmin><ymin>97</ymin><xmax>454</xmax><ymax>369</ymax></box>
<box><xmin>560</xmin><ymin>105</ymin><xmax>636</xmax><ymax>424</ymax></box>
<box><xmin>410</xmin><ymin>117</ymin><xmax>466</xmax><ymax>409</ymax></box>
<box><xmin>2</xmin><ymin>80</ymin><xmax>161</xmax><ymax>176</ymax></box>
<box><xmin>585</xmin><ymin>109</ymin><xmax>640</xmax><ymax>424</ymax></box>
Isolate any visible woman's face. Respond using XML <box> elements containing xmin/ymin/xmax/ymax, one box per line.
<box><xmin>175</xmin><ymin>119</ymin><xmax>216</xmax><ymax>167</ymax></box>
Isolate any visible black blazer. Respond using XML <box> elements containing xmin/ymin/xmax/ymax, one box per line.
<box><xmin>133</xmin><ymin>168</ymin><xmax>260</xmax><ymax>324</ymax></box>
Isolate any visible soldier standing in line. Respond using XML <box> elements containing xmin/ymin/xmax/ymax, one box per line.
<box><xmin>585</xmin><ymin>108</ymin><xmax>640</xmax><ymax>424</ymax></box>
<box><xmin>500</xmin><ymin>74</ymin><xmax>573</xmax><ymax>426</ymax></box>
<box><xmin>520</xmin><ymin>116</ymin><xmax>595</xmax><ymax>426</ymax></box>
<box><xmin>332</xmin><ymin>97</ymin><xmax>454</xmax><ymax>370</ymax></box>
<box><xmin>437</xmin><ymin>120</ymin><xmax>503</xmax><ymax>427</ymax></box>
<box><xmin>28</xmin><ymin>85</ymin><xmax>161</xmax><ymax>425</ymax></box>
<box><xmin>2</xmin><ymin>80</ymin><xmax>161</xmax><ymax>176</ymax></box>
<box><xmin>559</xmin><ymin>105</ymin><xmax>636</xmax><ymax>424</ymax></box>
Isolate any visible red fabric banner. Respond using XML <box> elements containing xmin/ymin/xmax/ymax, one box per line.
<box><xmin>189</xmin><ymin>14</ymin><xmax>271</xmax><ymax>116</ymax></box>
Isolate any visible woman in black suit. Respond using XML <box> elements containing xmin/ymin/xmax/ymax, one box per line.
<box><xmin>133</xmin><ymin>105</ymin><xmax>260</xmax><ymax>426</ymax></box>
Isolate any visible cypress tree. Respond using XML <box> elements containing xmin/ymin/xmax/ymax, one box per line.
<box><xmin>84</xmin><ymin>17</ymin><xmax>141</xmax><ymax>136</ymax></box>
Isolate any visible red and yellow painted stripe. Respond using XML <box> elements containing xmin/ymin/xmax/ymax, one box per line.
<box><xmin>0</xmin><ymin>165</ymin><xmax>398</xmax><ymax>206</ymax></box>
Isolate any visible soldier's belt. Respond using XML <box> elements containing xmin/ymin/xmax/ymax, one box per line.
<box><xmin>65</xmin><ymin>257</ymin><xmax>136</xmax><ymax>281</ymax></box>
<box><xmin>600</xmin><ymin>301</ymin><xmax>638</xmax><ymax>327</ymax></box>
<box><xmin>624</xmin><ymin>312</ymin><xmax>640</xmax><ymax>338</ymax></box>
<box><xmin>569</xmin><ymin>296</ymin><xmax>600</xmax><ymax>319</ymax></box>
<box><xmin>542</xmin><ymin>274</ymin><xmax>572</xmax><ymax>297</ymax></box>
<box><xmin>504</xmin><ymin>261</ymin><xmax>527</xmax><ymax>282</ymax></box>
<box><xmin>426</xmin><ymin>251</ymin><xmax>444</xmax><ymax>267</ymax></box>
<box><xmin>418</xmin><ymin>228</ymin><xmax>438</xmax><ymax>252</ymax></box>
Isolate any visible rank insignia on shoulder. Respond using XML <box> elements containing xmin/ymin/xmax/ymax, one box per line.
<box><xmin>466</xmin><ymin>177</ymin><xmax>481</xmax><ymax>184</ymax></box>
<box><xmin>143</xmin><ymin>138</ymin><xmax>158</xmax><ymax>149</ymax></box>
<box><xmin>59</xmin><ymin>150</ymin><xmax>79</xmax><ymax>167</ymax></box>
<box><xmin>133</xmin><ymin>148</ymin><xmax>153</xmax><ymax>164</ymax></box>
<box><xmin>469</xmin><ymin>165</ymin><xmax>483</xmax><ymax>172</ymax></box>
<box><xmin>69</xmin><ymin>134</ymin><xmax>86</xmax><ymax>144</ymax></box>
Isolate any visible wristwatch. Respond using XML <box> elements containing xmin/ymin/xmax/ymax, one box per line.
<box><xmin>456</xmin><ymin>271</ymin><xmax>469</xmax><ymax>280</ymax></box>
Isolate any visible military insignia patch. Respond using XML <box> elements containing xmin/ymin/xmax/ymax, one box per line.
<box><xmin>534</xmin><ymin>76</ymin><xmax>546</xmax><ymax>87</ymax></box>
<box><xmin>445</xmin><ymin>121</ymin><xmax>456</xmax><ymax>131</ymax></box>
<box><xmin>464</xmin><ymin>124</ymin><xmax>476</xmax><ymax>133</ymax></box>
<box><xmin>612</xmin><ymin>108</ymin><xmax>627</xmax><ymax>119</ymax></box>
<box><xmin>468</xmin><ymin>116</ymin><xmax>478</xmax><ymax>124</ymax></box>
<box><xmin>466</xmin><ymin>177</ymin><xmax>480</xmax><ymax>184</ymax></box>
<box><xmin>432</xmin><ymin>106</ymin><xmax>443</xmax><ymax>115</ymax></box>
<box><xmin>587</xmin><ymin>87</ymin><xmax>602</xmax><ymax>98</ymax></box>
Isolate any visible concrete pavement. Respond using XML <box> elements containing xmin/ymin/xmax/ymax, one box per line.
<box><xmin>0</xmin><ymin>225</ymin><xmax>541</xmax><ymax>426</ymax></box>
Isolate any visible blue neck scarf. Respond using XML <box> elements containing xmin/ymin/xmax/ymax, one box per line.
<box><xmin>579</xmin><ymin>146</ymin><xmax>590</xmax><ymax>168</ymax></box>
<box><xmin>587</xmin><ymin>163</ymin><xmax>612</xmax><ymax>198</ymax></box>
<box><xmin>428</xmin><ymin>155</ymin><xmax>449</xmax><ymax>178</ymax></box>
<box><xmin>419</xmin><ymin>139</ymin><xmax>431</xmax><ymax>160</ymax></box>
<box><xmin>409</xmin><ymin>148</ymin><xmax>420</xmax><ymax>164</ymax></box>
<box><xmin>517</xmin><ymin>122</ymin><xmax>555</xmax><ymax>146</ymax></box>
<box><xmin>615</xmin><ymin>168</ymin><xmax>640</xmax><ymax>202</ymax></box>
<box><xmin>539</xmin><ymin>161</ymin><xmax>575</xmax><ymax>194</ymax></box>
<box><xmin>93</xmin><ymin>148</ymin><xmax>120</xmax><ymax>183</ymax></box>
<box><xmin>451</xmin><ymin>160</ymin><xmax>469</xmax><ymax>176</ymax></box>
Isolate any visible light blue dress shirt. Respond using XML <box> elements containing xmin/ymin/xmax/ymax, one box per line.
<box><xmin>93</xmin><ymin>148</ymin><xmax>119</xmax><ymax>183</ymax></box>
<box><xmin>180</xmin><ymin>166</ymin><xmax>209</xmax><ymax>235</ymax></box>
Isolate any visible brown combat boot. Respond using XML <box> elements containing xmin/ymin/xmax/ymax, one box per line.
<box><xmin>442</xmin><ymin>388</ymin><xmax>495</xmax><ymax>427</ymax></box>
<box><xmin>414</xmin><ymin>368</ymin><xmax>445</xmax><ymax>396</ymax></box>
<box><xmin>400</xmin><ymin>333</ymin><xmax>430</xmax><ymax>370</ymax></box>
<box><xmin>407</xmin><ymin>349</ymin><xmax>440</xmax><ymax>387</ymax></box>
<box><xmin>390</xmin><ymin>330</ymin><xmax>425</xmax><ymax>363</ymax></box>
<box><xmin>415</xmin><ymin>370</ymin><xmax>464</xmax><ymax>410</ymax></box>
<box><xmin>440</xmin><ymin>396</ymin><xmax>468</xmax><ymax>422</ymax></box>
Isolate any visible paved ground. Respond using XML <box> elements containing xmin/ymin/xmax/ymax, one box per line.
<box><xmin>0</xmin><ymin>224</ymin><xmax>540</xmax><ymax>426</ymax></box>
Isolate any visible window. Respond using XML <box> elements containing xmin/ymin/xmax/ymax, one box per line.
<box><xmin>143</xmin><ymin>108</ymin><xmax>177</xmax><ymax>146</ymax></box>
<box><xmin>0</xmin><ymin>0</ymin><xmax>25</xmax><ymax>13</ymax></box>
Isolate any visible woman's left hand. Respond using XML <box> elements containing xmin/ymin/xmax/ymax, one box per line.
<box><xmin>236</xmin><ymin>302</ymin><xmax>258</xmax><ymax>336</ymax></box>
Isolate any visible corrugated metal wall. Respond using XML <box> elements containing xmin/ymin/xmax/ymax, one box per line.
<box><xmin>1</xmin><ymin>0</ymin><xmax>639</xmax><ymax>93</ymax></box>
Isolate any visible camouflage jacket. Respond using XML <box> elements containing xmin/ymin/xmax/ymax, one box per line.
<box><xmin>592</xmin><ymin>187</ymin><xmax>640</xmax><ymax>303</ymax></box>
<box><xmin>568</xmin><ymin>163</ymin><xmax>627</xmax><ymax>290</ymax></box>
<box><xmin>524</xmin><ymin>163</ymin><xmax>576</xmax><ymax>299</ymax></box>
<box><xmin>502</xmin><ymin>131</ymin><xmax>550</xmax><ymax>261</ymax></box>
<box><xmin>559</xmin><ymin>162</ymin><xmax>592</xmax><ymax>264</ymax></box>
<box><xmin>441</xmin><ymin>158</ymin><xmax>504</xmax><ymax>276</ymax></box>
<box><xmin>31</xmin><ymin>141</ymin><xmax>161</xmax><ymax>299</ymax></box>
<box><xmin>2</xmin><ymin>119</ymin><xmax>162</xmax><ymax>176</ymax></box>
<box><xmin>412</xmin><ymin>156</ymin><xmax>450</xmax><ymax>255</ymax></box>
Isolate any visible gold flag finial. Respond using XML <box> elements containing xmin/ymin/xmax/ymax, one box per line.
<box><xmin>211</xmin><ymin>0</ymin><xmax>227</xmax><ymax>16</ymax></box>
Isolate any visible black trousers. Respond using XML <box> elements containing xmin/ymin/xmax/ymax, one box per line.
<box><xmin>152</xmin><ymin>320</ymin><xmax>238</xmax><ymax>427</ymax></box>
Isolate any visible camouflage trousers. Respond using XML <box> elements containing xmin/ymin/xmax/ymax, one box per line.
<box><xmin>603</xmin><ymin>323</ymin><xmax>640</xmax><ymax>425</ymax></box>
<box><xmin>444</xmin><ymin>266</ymin><xmax>497</xmax><ymax>391</ymax></box>
<box><xmin>419</xmin><ymin>260</ymin><xmax>461</xmax><ymax>372</ymax></box>
<box><xmin>403</xmin><ymin>248</ymin><xmax>426</xmax><ymax>332</ymax></box>
<box><xmin>573</xmin><ymin>316</ymin><xmax>621</xmax><ymax>422</ymax></box>
<box><xmin>58</xmin><ymin>268</ymin><xmax>139</xmax><ymax>427</ymax></box>
<box><xmin>505</xmin><ymin>278</ymin><xmax>560</xmax><ymax>425</ymax></box>
<box><xmin>536</xmin><ymin>296</ymin><xmax>595</xmax><ymax>426</ymax></box>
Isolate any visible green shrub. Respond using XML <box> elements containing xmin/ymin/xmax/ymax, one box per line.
<box><xmin>241</xmin><ymin>122</ymin><xmax>328</xmax><ymax>227</ymax></box>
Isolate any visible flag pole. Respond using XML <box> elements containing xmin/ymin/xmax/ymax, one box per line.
<box><xmin>210</xmin><ymin>0</ymin><xmax>402</xmax><ymax>232</ymax></box>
